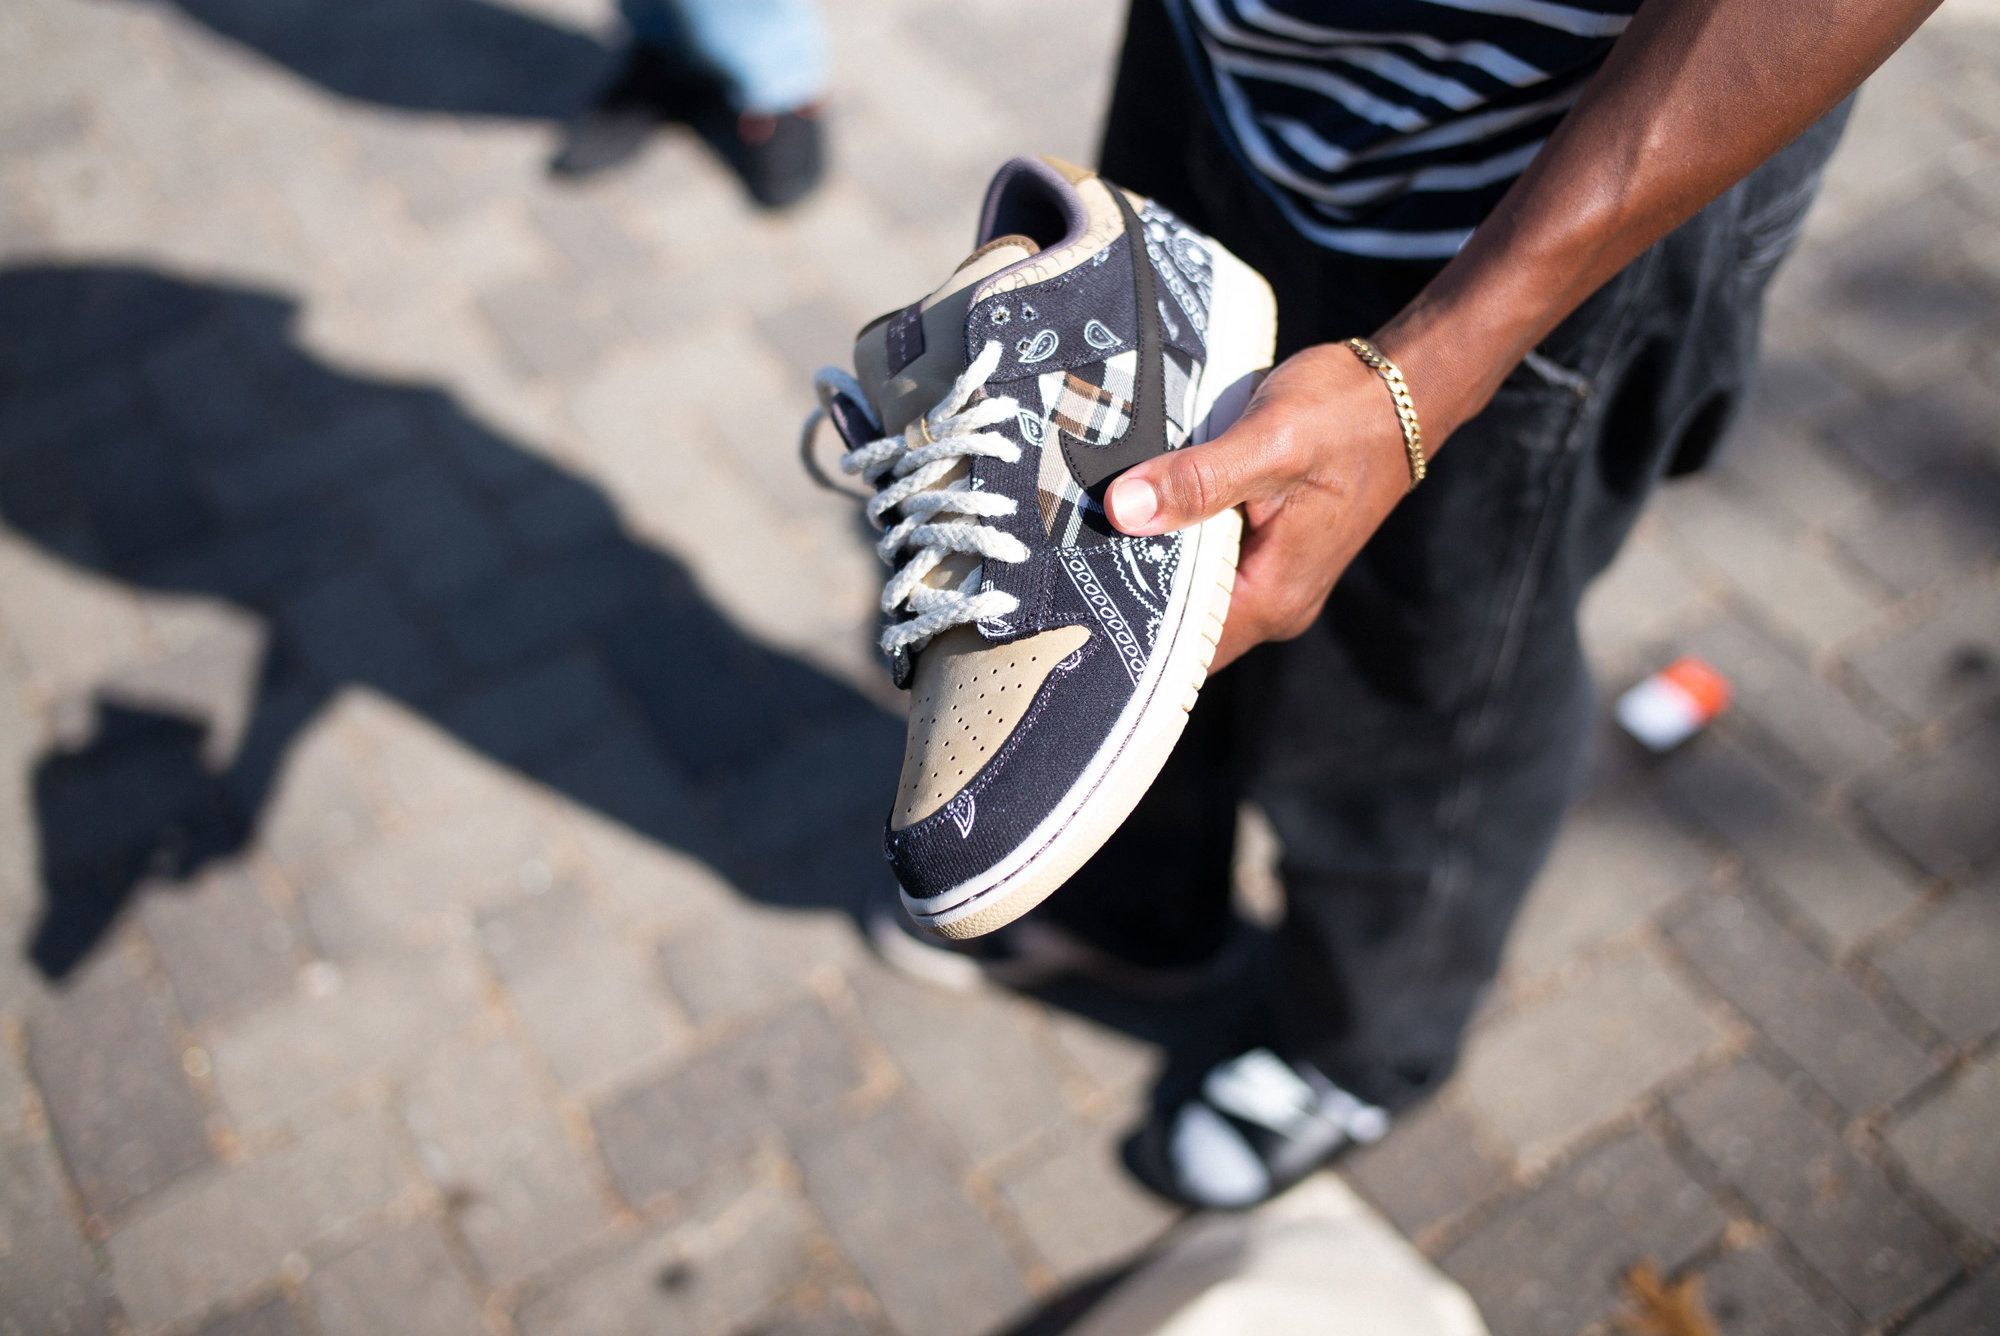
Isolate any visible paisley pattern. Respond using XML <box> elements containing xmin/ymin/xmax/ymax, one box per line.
<box><xmin>1140</xmin><ymin>202</ymin><xmax>1214</xmax><ymax>337</ymax></box>
<box><xmin>1015</xmin><ymin>329</ymin><xmax>1059</xmax><ymax>364</ymax></box>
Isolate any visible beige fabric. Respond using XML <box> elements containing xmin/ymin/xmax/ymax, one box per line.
<box><xmin>852</xmin><ymin>240</ymin><xmax>1033</xmax><ymax>436</ymax></box>
<box><xmin>891</xmin><ymin>623</ymin><xmax>1090</xmax><ymax>829</ymax></box>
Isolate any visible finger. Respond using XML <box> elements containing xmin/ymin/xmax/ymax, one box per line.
<box><xmin>1106</xmin><ymin>414</ymin><xmax>1283</xmax><ymax>536</ymax></box>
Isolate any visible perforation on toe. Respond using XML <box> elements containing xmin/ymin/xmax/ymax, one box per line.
<box><xmin>891</xmin><ymin>623</ymin><xmax>1090</xmax><ymax>830</ymax></box>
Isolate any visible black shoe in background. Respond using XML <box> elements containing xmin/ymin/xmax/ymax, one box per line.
<box><xmin>720</xmin><ymin>106</ymin><xmax>826</xmax><ymax>209</ymax></box>
<box><xmin>550</xmin><ymin>43</ymin><xmax>721</xmax><ymax>180</ymax></box>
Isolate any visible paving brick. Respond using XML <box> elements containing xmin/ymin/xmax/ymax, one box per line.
<box><xmin>401</xmin><ymin>1031</ymin><xmax>610</xmax><ymax>1284</ymax></box>
<box><xmin>278</xmin><ymin>571</ymin><xmax>449</xmax><ymax>705</ymax></box>
<box><xmin>204</xmin><ymin>946</ymin><xmax>487</xmax><ymax>1129</ymax></box>
<box><xmin>1667</xmin><ymin>894</ymin><xmax>1934</xmax><ymax>1114</ymax></box>
<box><xmin>298</xmin><ymin>813</ymin><xmax>557</xmax><ymax>960</ymax></box>
<box><xmin>1868</xmin><ymin>884</ymin><xmax>2000</xmax><ymax>1045</ymax></box>
<box><xmin>24</xmin><ymin>950</ymin><xmax>212</xmax><ymax>1215</ymax></box>
<box><xmin>753</xmin><ymin>294</ymin><xmax>871</xmax><ymax>385</ymax></box>
<box><xmin>352</xmin><ymin>459</ymin><xmax>510</xmax><ymax>605</ymax></box>
<box><xmin>540</xmin><ymin>731</ymin><xmax>711</xmax><ymax>867</ymax></box>
<box><xmin>1677</xmin><ymin>614</ymin><xmax>1901</xmax><ymax>791</ymax></box>
<box><xmin>0</xmin><ymin>1128</ymin><xmax>118</xmax><ymax>1335</ymax></box>
<box><xmin>529</xmin><ymin>196</ymin><xmax>653</xmax><ymax>289</ymax></box>
<box><xmin>244</xmin><ymin>693</ymin><xmax>379</xmax><ymax>873</ymax></box>
<box><xmin>139</xmin><ymin>861</ymin><xmax>298</xmax><ymax>1029</ymax></box>
<box><xmin>1439</xmin><ymin>1129</ymin><xmax>1726</xmax><ymax>1336</ymax></box>
<box><xmin>437</xmin><ymin>650</ymin><xmax>626</xmax><ymax>770</ymax></box>
<box><xmin>797</xmin><ymin>1101</ymin><xmax>1031</xmax><ymax>1336</ymax></box>
<box><xmin>1858</xmin><ymin>714</ymin><xmax>2000</xmax><ymax>878</ymax></box>
<box><xmin>515</xmin><ymin>1167</ymin><xmax>825</xmax><ymax>1336</ymax></box>
<box><xmin>1651</xmin><ymin>485</ymin><xmax>1887</xmax><ymax>653</ymax></box>
<box><xmin>848</xmin><ymin>964</ymin><xmax>1070</xmax><ymax>1168</ymax></box>
<box><xmin>995</xmin><ymin>1134</ymin><xmax>1177</xmax><ymax>1282</ymax></box>
<box><xmin>498</xmin><ymin>472</ymin><xmax>625</xmax><ymax>557</ymax></box>
<box><xmin>591</xmin><ymin>998</ymin><xmax>865</xmax><ymax>1207</ymax></box>
<box><xmin>654</xmin><ymin>902</ymin><xmax>861</xmax><ymax>1027</ymax></box>
<box><xmin>1901</xmin><ymin>1266</ymin><xmax>2000</xmax><ymax>1336</ymax></box>
<box><xmin>744</xmin><ymin>1291</ymin><xmax>880</xmax><ymax>1336</ymax></box>
<box><xmin>480</xmin><ymin>884</ymin><xmax>687</xmax><ymax>1093</ymax></box>
<box><xmin>442</xmin><ymin>543</ymin><xmax>657</xmax><ymax>672</ymax></box>
<box><xmin>1501</xmin><ymin>784</ymin><xmax>1710</xmax><ymax>983</ymax></box>
<box><xmin>1659</xmin><ymin>740</ymin><xmax>1922</xmax><ymax>954</ymax></box>
<box><xmin>1579</xmin><ymin>527</ymin><xmax>1714</xmax><ymax>669</ymax></box>
<box><xmin>1846</xmin><ymin>582</ymin><xmax>2000</xmax><ymax>725</ymax></box>
<box><xmin>106</xmin><ymin>1104</ymin><xmax>411</xmax><ymax>1331</ymax></box>
<box><xmin>194</xmin><ymin>1295</ymin><xmax>310</xmax><ymax>1336</ymax></box>
<box><xmin>1694</xmin><ymin>1242</ymin><xmax>1857</xmax><ymax>1336</ymax></box>
<box><xmin>1826</xmin><ymin>371</ymin><xmax>2000</xmax><ymax>484</ymax></box>
<box><xmin>1885</xmin><ymin>1046</ymin><xmax>2000</xmax><ymax>1242</ymax></box>
<box><xmin>479</xmin><ymin>272</ymin><xmax>618</xmax><ymax>383</ymax></box>
<box><xmin>1341</xmin><ymin>1099</ymin><xmax>1512</xmax><ymax>1241</ymax></box>
<box><xmin>1710</xmin><ymin>418</ymin><xmax>1875</xmax><ymax>532</ymax></box>
<box><xmin>331</xmin><ymin>693</ymin><xmax>544</xmax><ymax>825</ymax></box>
<box><xmin>201</xmin><ymin>403</ymin><xmax>414</xmax><ymax>518</ymax></box>
<box><xmin>28</xmin><ymin>697</ymin><xmax>232</xmax><ymax>890</ymax></box>
<box><xmin>562</xmin><ymin>807</ymin><xmax>737</xmax><ymax>937</ymax></box>
<box><xmin>1833</xmin><ymin>462</ymin><xmax>2000</xmax><ymax>596</ymax></box>
<box><xmin>1454</xmin><ymin>945</ymin><xmax>1727</xmax><ymax>1166</ymax></box>
<box><xmin>307</xmin><ymin>1221</ymin><xmax>483</xmax><ymax>1336</ymax></box>
<box><xmin>1669</xmin><ymin>1060</ymin><xmax>1956</xmax><ymax>1322</ymax></box>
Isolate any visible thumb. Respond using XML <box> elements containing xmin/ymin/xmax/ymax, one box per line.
<box><xmin>1105</xmin><ymin>433</ymin><xmax>1256</xmax><ymax>536</ymax></box>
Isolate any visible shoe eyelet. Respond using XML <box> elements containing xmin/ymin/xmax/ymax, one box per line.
<box><xmin>989</xmin><ymin>306</ymin><xmax>1010</xmax><ymax>325</ymax></box>
<box><xmin>1020</xmin><ymin>302</ymin><xmax>1037</xmax><ymax>321</ymax></box>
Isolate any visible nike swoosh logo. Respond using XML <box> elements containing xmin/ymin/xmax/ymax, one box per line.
<box><xmin>1061</xmin><ymin>189</ymin><xmax>1169</xmax><ymax>498</ymax></box>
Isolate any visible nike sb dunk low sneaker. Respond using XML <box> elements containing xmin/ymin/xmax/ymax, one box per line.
<box><xmin>810</xmin><ymin>156</ymin><xmax>1276</xmax><ymax>939</ymax></box>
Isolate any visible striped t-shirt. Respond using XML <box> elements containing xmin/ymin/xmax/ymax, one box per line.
<box><xmin>1167</xmin><ymin>0</ymin><xmax>1640</xmax><ymax>258</ymax></box>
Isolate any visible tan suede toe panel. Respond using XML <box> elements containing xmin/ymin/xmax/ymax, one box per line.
<box><xmin>891</xmin><ymin>623</ymin><xmax>1091</xmax><ymax>829</ymax></box>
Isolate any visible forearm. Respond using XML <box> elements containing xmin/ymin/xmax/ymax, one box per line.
<box><xmin>1376</xmin><ymin>0</ymin><xmax>1941</xmax><ymax>443</ymax></box>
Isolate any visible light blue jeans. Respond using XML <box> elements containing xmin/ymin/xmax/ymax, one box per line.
<box><xmin>621</xmin><ymin>0</ymin><xmax>828</xmax><ymax>115</ymax></box>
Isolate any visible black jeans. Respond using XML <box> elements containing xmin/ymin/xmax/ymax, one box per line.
<box><xmin>1051</xmin><ymin>0</ymin><xmax>1851</xmax><ymax>1110</ymax></box>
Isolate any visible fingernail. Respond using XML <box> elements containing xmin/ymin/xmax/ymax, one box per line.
<box><xmin>1109</xmin><ymin>476</ymin><xmax>1158</xmax><ymax>530</ymax></box>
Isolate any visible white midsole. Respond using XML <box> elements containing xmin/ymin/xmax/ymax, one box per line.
<box><xmin>905</xmin><ymin>232</ymin><xmax>1276</xmax><ymax>933</ymax></box>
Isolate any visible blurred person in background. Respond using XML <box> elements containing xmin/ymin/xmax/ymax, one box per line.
<box><xmin>885</xmin><ymin>0</ymin><xmax>1941</xmax><ymax>1212</ymax></box>
<box><xmin>553</xmin><ymin>0</ymin><xmax>827</xmax><ymax>206</ymax></box>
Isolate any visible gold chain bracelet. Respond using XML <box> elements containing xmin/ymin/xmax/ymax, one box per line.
<box><xmin>1343</xmin><ymin>337</ymin><xmax>1427</xmax><ymax>491</ymax></box>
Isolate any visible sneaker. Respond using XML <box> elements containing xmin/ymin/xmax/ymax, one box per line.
<box><xmin>1132</xmin><ymin>1048</ymin><xmax>1390</xmax><ymax>1210</ymax></box>
<box><xmin>809</xmin><ymin>156</ymin><xmax>1275</xmax><ymax>939</ymax></box>
<box><xmin>721</xmin><ymin>106</ymin><xmax>826</xmax><ymax>209</ymax></box>
<box><xmin>550</xmin><ymin>43</ymin><xmax>718</xmax><ymax>179</ymax></box>
<box><xmin>866</xmin><ymin>896</ymin><xmax>1255</xmax><ymax>999</ymax></box>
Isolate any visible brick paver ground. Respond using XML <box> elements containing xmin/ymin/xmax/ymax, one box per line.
<box><xmin>2</xmin><ymin>1</ymin><xmax>1995</xmax><ymax>1332</ymax></box>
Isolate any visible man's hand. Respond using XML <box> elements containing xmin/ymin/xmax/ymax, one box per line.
<box><xmin>1106</xmin><ymin>343</ymin><xmax>1417</xmax><ymax>670</ymax></box>
<box><xmin>1100</xmin><ymin>0</ymin><xmax>1939</xmax><ymax>672</ymax></box>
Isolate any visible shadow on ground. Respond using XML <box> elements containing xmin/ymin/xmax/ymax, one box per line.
<box><xmin>141</xmin><ymin>0</ymin><xmax>610</xmax><ymax>120</ymax></box>
<box><xmin>1</xmin><ymin>262</ymin><xmax>909</xmax><ymax>978</ymax></box>
<box><xmin>1</xmin><ymin>260</ymin><xmax>1267</xmax><ymax>1333</ymax></box>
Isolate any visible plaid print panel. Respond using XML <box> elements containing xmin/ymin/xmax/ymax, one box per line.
<box><xmin>1023</xmin><ymin>348</ymin><xmax>1213</xmax><ymax>546</ymax></box>
<box><xmin>1050</xmin><ymin>372</ymin><xmax>1130</xmax><ymax>447</ymax></box>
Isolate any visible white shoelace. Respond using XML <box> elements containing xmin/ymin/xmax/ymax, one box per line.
<box><xmin>809</xmin><ymin>340</ymin><xmax>1031</xmax><ymax>657</ymax></box>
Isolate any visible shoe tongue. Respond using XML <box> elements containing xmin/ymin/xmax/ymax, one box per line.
<box><xmin>851</xmin><ymin>235</ymin><xmax>1036</xmax><ymax>436</ymax></box>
